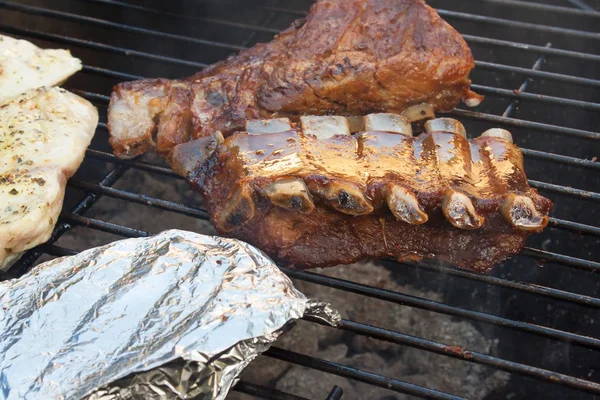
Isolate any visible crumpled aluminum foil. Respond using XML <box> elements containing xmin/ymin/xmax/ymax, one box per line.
<box><xmin>0</xmin><ymin>230</ymin><xmax>340</xmax><ymax>400</ymax></box>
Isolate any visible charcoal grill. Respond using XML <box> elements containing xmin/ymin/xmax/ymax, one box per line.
<box><xmin>1</xmin><ymin>0</ymin><xmax>599</xmax><ymax>398</ymax></box>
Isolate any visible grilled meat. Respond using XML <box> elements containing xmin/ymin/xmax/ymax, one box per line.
<box><xmin>0</xmin><ymin>87</ymin><xmax>98</xmax><ymax>270</ymax></box>
<box><xmin>108</xmin><ymin>0</ymin><xmax>480</xmax><ymax>159</ymax></box>
<box><xmin>169</xmin><ymin>115</ymin><xmax>552</xmax><ymax>271</ymax></box>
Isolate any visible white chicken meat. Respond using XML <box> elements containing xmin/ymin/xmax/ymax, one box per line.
<box><xmin>0</xmin><ymin>34</ymin><xmax>82</xmax><ymax>104</ymax></box>
<box><xmin>0</xmin><ymin>87</ymin><xmax>98</xmax><ymax>270</ymax></box>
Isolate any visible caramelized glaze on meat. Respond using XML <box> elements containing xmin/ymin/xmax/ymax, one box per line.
<box><xmin>174</xmin><ymin>115</ymin><xmax>551</xmax><ymax>272</ymax></box>
<box><xmin>108</xmin><ymin>0</ymin><xmax>479</xmax><ymax>159</ymax></box>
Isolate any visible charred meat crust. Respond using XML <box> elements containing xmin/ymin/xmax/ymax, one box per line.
<box><xmin>107</xmin><ymin>0</ymin><xmax>476</xmax><ymax>159</ymax></box>
<box><xmin>184</xmin><ymin>117</ymin><xmax>552</xmax><ymax>272</ymax></box>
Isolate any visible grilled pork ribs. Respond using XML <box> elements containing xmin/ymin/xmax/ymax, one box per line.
<box><xmin>108</xmin><ymin>0</ymin><xmax>481</xmax><ymax>159</ymax></box>
<box><xmin>106</xmin><ymin>0</ymin><xmax>551</xmax><ymax>270</ymax></box>
<box><xmin>168</xmin><ymin>115</ymin><xmax>552</xmax><ymax>271</ymax></box>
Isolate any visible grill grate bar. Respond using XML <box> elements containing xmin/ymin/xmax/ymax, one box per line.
<box><xmin>0</xmin><ymin>1</ymin><xmax>245</xmax><ymax>51</ymax></box>
<box><xmin>58</xmin><ymin>212</ymin><xmax>600</xmax><ymax>310</ymax></box>
<box><xmin>20</xmin><ymin>0</ymin><xmax>598</xmax><ymax>65</ymax></box>
<box><xmin>63</xmin><ymin>176</ymin><xmax>600</xmax><ymax>271</ymax></box>
<box><xmin>404</xmin><ymin>262</ymin><xmax>600</xmax><ymax>309</ymax></box>
<box><xmin>0</xmin><ymin>25</ymin><xmax>207</xmax><ymax>69</ymax></box>
<box><xmin>471</xmin><ymin>83</ymin><xmax>600</xmax><ymax>112</ymax></box>
<box><xmin>474</xmin><ymin>61</ymin><xmax>600</xmax><ymax>89</ymax></box>
<box><xmin>264</xmin><ymin>347</ymin><xmax>465</xmax><ymax>400</ymax></box>
<box><xmin>80</xmin><ymin>0</ymin><xmax>281</xmax><ymax>35</ymax></box>
<box><xmin>521</xmin><ymin>248</ymin><xmax>600</xmax><ymax>272</ymax></box>
<box><xmin>86</xmin><ymin>149</ymin><xmax>180</xmax><ymax>179</ymax></box>
<box><xmin>43</xmin><ymin>215</ymin><xmax>600</xmax><ymax>352</ymax></box>
<box><xmin>502</xmin><ymin>42</ymin><xmax>550</xmax><ymax>117</ymax></box>
<box><xmin>519</xmin><ymin>148</ymin><xmax>600</xmax><ymax>171</ymax></box>
<box><xmin>325</xmin><ymin>386</ymin><xmax>344</xmax><ymax>400</ymax></box>
<box><xmin>307</xmin><ymin>317</ymin><xmax>600</xmax><ymax>394</ymax></box>
<box><xmin>72</xmin><ymin>90</ymin><xmax>111</xmax><ymax>105</ymax></box>
<box><xmin>528</xmin><ymin>180</ymin><xmax>600</xmax><ymax>202</ymax></box>
<box><xmin>437</xmin><ymin>9</ymin><xmax>600</xmax><ymax>41</ymax></box>
<box><xmin>233</xmin><ymin>381</ymin><xmax>312</xmax><ymax>400</ymax></box>
<box><xmin>38</xmin><ymin>3</ymin><xmax>599</xmax><ymax>92</ymax></box>
<box><xmin>281</xmin><ymin>268</ymin><xmax>600</xmax><ymax>351</ymax></box>
<box><xmin>479</xmin><ymin>0</ymin><xmax>600</xmax><ymax>16</ymax></box>
<box><xmin>545</xmin><ymin>218</ymin><xmax>600</xmax><ymax>237</ymax></box>
<box><xmin>61</xmin><ymin>211</ymin><xmax>150</xmax><ymax>239</ymax></box>
<box><xmin>263</xmin><ymin>6</ymin><xmax>600</xmax><ymax>40</ymax></box>
<box><xmin>450</xmin><ymin>109</ymin><xmax>600</xmax><ymax>140</ymax></box>
<box><xmin>67</xmin><ymin>178</ymin><xmax>210</xmax><ymax>220</ymax></box>
<box><xmin>565</xmin><ymin>0</ymin><xmax>595</xmax><ymax>11</ymax></box>
<box><xmin>82</xmin><ymin>65</ymin><xmax>144</xmax><ymax>82</ymax></box>
<box><xmin>462</xmin><ymin>33</ymin><xmax>600</xmax><ymax>62</ymax></box>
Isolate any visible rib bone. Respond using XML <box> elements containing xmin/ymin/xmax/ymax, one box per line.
<box><xmin>261</xmin><ymin>177</ymin><xmax>315</xmax><ymax>214</ymax></box>
<box><xmin>400</xmin><ymin>103</ymin><xmax>435</xmax><ymax>123</ymax></box>
<box><xmin>300</xmin><ymin>116</ymin><xmax>351</xmax><ymax>139</ymax></box>
<box><xmin>246</xmin><ymin>118</ymin><xmax>292</xmax><ymax>134</ymax></box>
<box><xmin>167</xmin><ymin>131</ymin><xmax>224</xmax><ymax>177</ymax></box>
<box><xmin>424</xmin><ymin>118</ymin><xmax>467</xmax><ymax>138</ymax></box>
<box><xmin>214</xmin><ymin>184</ymin><xmax>255</xmax><ymax>232</ymax></box>
<box><xmin>442</xmin><ymin>190</ymin><xmax>484</xmax><ymax>229</ymax></box>
<box><xmin>308</xmin><ymin>179</ymin><xmax>373</xmax><ymax>215</ymax></box>
<box><xmin>363</xmin><ymin>113</ymin><xmax>412</xmax><ymax>136</ymax></box>
<box><xmin>481</xmin><ymin>128</ymin><xmax>513</xmax><ymax>143</ymax></box>
<box><xmin>384</xmin><ymin>184</ymin><xmax>428</xmax><ymax>224</ymax></box>
<box><xmin>501</xmin><ymin>193</ymin><xmax>549</xmax><ymax>231</ymax></box>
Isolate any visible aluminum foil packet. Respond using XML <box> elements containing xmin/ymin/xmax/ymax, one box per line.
<box><xmin>0</xmin><ymin>230</ymin><xmax>341</xmax><ymax>400</ymax></box>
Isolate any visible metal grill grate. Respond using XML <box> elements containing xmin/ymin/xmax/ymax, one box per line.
<box><xmin>1</xmin><ymin>0</ymin><xmax>599</xmax><ymax>398</ymax></box>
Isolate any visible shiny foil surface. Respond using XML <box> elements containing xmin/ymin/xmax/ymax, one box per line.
<box><xmin>0</xmin><ymin>230</ymin><xmax>340</xmax><ymax>400</ymax></box>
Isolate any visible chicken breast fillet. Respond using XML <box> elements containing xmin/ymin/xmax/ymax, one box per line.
<box><xmin>0</xmin><ymin>88</ymin><xmax>98</xmax><ymax>270</ymax></box>
<box><xmin>0</xmin><ymin>35</ymin><xmax>82</xmax><ymax>104</ymax></box>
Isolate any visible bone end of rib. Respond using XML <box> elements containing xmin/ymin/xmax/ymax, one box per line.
<box><xmin>309</xmin><ymin>180</ymin><xmax>373</xmax><ymax>215</ymax></box>
<box><xmin>167</xmin><ymin>131</ymin><xmax>224</xmax><ymax>177</ymax></box>
<box><xmin>501</xmin><ymin>193</ymin><xmax>548</xmax><ymax>231</ymax></box>
<box><xmin>401</xmin><ymin>103</ymin><xmax>435</xmax><ymax>123</ymax></box>
<box><xmin>442</xmin><ymin>190</ymin><xmax>484</xmax><ymax>229</ymax></box>
<box><xmin>385</xmin><ymin>184</ymin><xmax>428</xmax><ymax>224</ymax></box>
<box><xmin>246</xmin><ymin>118</ymin><xmax>293</xmax><ymax>134</ymax></box>
<box><xmin>300</xmin><ymin>116</ymin><xmax>350</xmax><ymax>139</ymax></box>
<box><xmin>480</xmin><ymin>128</ymin><xmax>513</xmax><ymax>143</ymax></box>
<box><xmin>424</xmin><ymin>118</ymin><xmax>467</xmax><ymax>138</ymax></box>
<box><xmin>215</xmin><ymin>184</ymin><xmax>255</xmax><ymax>232</ymax></box>
<box><xmin>263</xmin><ymin>177</ymin><xmax>315</xmax><ymax>214</ymax></box>
<box><xmin>363</xmin><ymin>113</ymin><xmax>413</xmax><ymax>136</ymax></box>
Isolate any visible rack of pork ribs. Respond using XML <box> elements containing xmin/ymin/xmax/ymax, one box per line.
<box><xmin>167</xmin><ymin>111</ymin><xmax>552</xmax><ymax>272</ymax></box>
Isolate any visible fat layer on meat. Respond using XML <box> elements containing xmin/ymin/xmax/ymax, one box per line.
<box><xmin>0</xmin><ymin>87</ymin><xmax>98</xmax><ymax>270</ymax></box>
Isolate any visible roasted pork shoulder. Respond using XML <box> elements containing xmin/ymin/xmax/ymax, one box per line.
<box><xmin>108</xmin><ymin>0</ymin><xmax>480</xmax><ymax>159</ymax></box>
<box><xmin>168</xmin><ymin>115</ymin><xmax>552</xmax><ymax>271</ymax></box>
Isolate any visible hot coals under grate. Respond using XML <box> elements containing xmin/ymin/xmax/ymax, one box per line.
<box><xmin>1</xmin><ymin>0</ymin><xmax>599</xmax><ymax>398</ymax></box>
